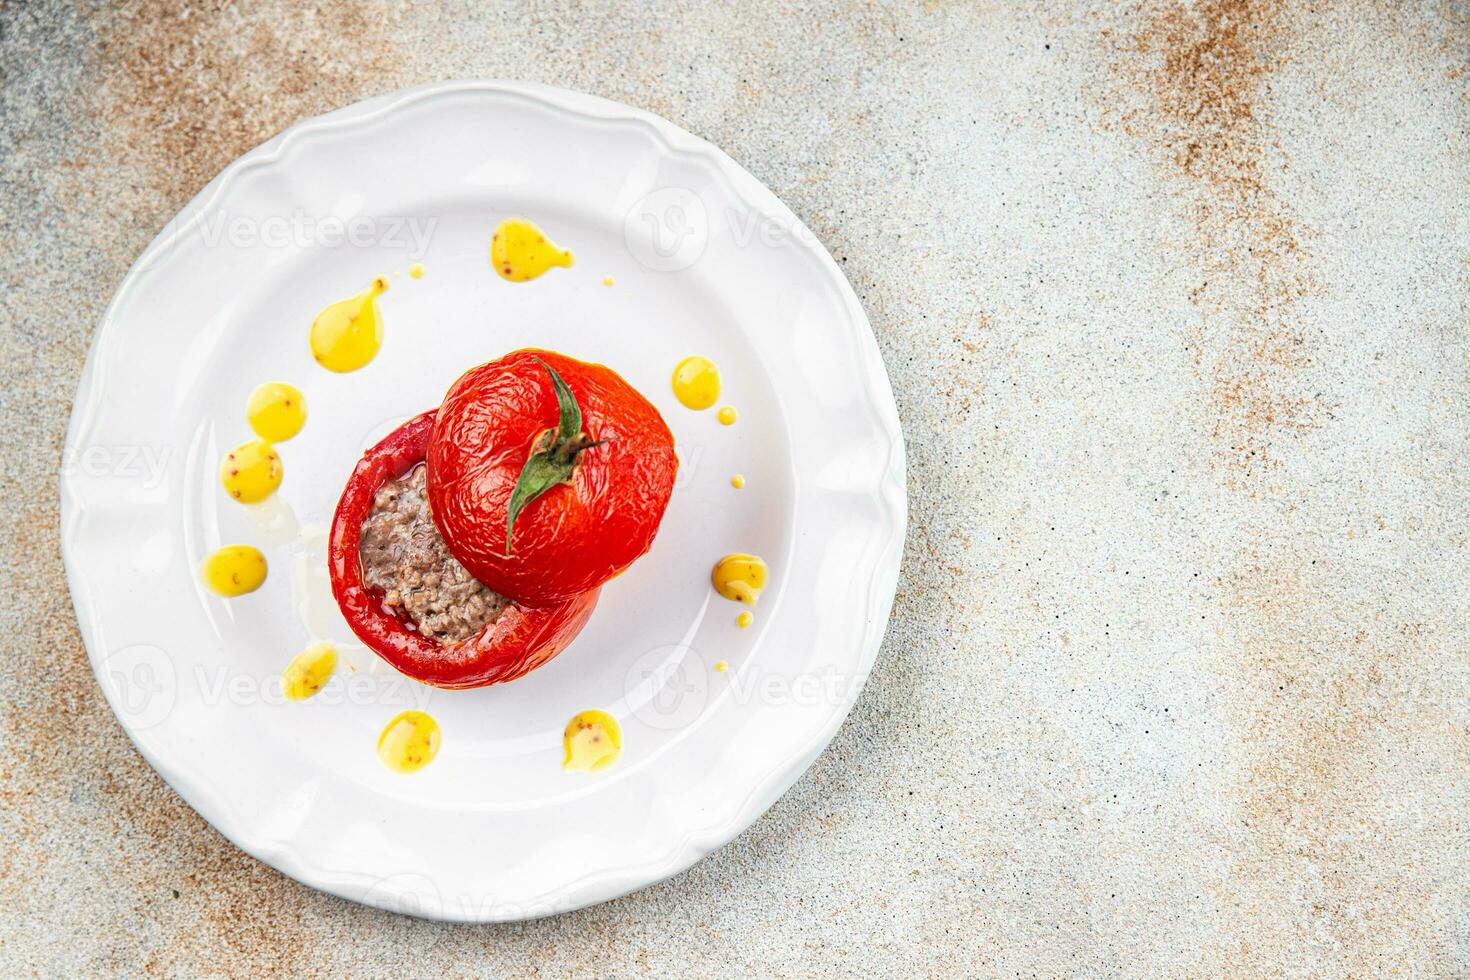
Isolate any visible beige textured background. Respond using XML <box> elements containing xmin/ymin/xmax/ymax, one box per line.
<box><xmin>4</xmin><ymin>0</ymin><xmax>1469</xmax><ymax>975</ymax></box>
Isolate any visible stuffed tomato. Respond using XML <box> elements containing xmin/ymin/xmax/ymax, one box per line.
<box><xmin>328</xmin><ymin>410</ymin><xmax>599</xmax><ymax>689</ymax></box>
<box><xmin>427</xmin><ymin>349</ymin><xmax>678</xmax><ymax>607</ymax></box>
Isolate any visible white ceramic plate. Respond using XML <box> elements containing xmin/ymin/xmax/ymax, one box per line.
<box><xmin>61</xmin><ymin>81</ymin><xmax>905</xmax><ymax>921</ymax></box>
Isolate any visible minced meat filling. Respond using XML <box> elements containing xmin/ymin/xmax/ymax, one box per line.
<box><xmin>359</xmin><ymin>464</ymin><xmax>508</xmax><ymax>644</ymax></box>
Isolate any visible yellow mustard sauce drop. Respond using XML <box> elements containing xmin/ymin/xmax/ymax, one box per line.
<box><xmin>602</xmin><ymin>275</ymin><xmax>615</xmax><ymax>287</ymax></box>
<box><xmin>219</xmin><ymin>439</ymin><xmax>282</xmax><ymax>503</ymax></box>
<box><xmin>283</xmin><ymin>642</ymin><xmax>337</xmax><ymax>702</ymax></box>
<box><xmin>201</xmin><ymin>545</ymin><xmax>267</xmax><ymax>597</ymax></box>
<box><xmin>491</xmin><ymin>218</ymin><xmax>574</xmax><ymax>282</ymax></box>
<box><xmin>737</xmin><ymin>611</ymin><xmax>754</xmax><ymax>629</ymax></box>
<box><xmin>408</xmin><ymin>263</ymin><xmax>424</xmax><ymax>279</ymax></box>
<box><xmin>712</xmin><ymin>553</ymin><xmax>769</xmax><ymax>606</ymax></box>
<box><xmin>310</xmin><ymin>277</ymin><xmax>388</xmax><ymax>372</ymax></box>
<box><xmin>731</xmin><ymin>474</ymin><xmax>746</xmax><ymax>489</ymax></box>
<box><xmin>714</xmin><ymin>660</ymin><xmax>729</xmax><ymax>673</ymax></box>
<box><xmin>246</xmin><ymin>382</ymin><xmax>307</xmax><ymax>442</ymax></box>
<box><xmin>378</xmin><ymin>710</ymin><xmax>441</xmax><ymax>774</ymax></box>
<box><xmin>562</xmin><ymin>710</ymin><xmax>622</xmax><ymax>772</ymax></box>
<box><xmin>717</xmin><ymin>405</ymin><xmax>738</xmax><ymax>426</ymax></box>
<box><xmin>672</xmin><ymin>355</ymin><xmax>720</xmax><ymax>410</ymax></box>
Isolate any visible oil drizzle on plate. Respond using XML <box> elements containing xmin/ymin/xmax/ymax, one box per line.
<box><xmin>246</xmin><ymin>382</ymin><xmax>306</xmax><ymax>442</ymax></box>
<box><xmin>219</xmin><ymin>440</ymin><xmax>282</xmax><ymax>502</ymax></box>
<box><xmin>672</xmin><ymin>355</ymin><xmax>720</xmax><ymax>410</ymax></box>
<box><xmin>283</xmin><ymin>642</ymin><xmax>337</xmax><ymax>701</ymax></box>
<box><xmin>378</xmin><ymin>710</ymin><xmax>441</xmax><ymax>773</ymax></box>
<box><xmin>201</xmin><ymin>545</ymin><xmax>267</xmax><ymax>596</ymax></box>
<box><xmin>310</xmin><ymin>277</ymin><xmax>388</xmax><ymax>372</ymax></box>
<box><xmin>491</xmin><ymin>218</ymin><xmax>573</xmax><ymax>281</ymax></box>
<box><xmin>563</xmin><ymin>710</ymin><xmax>622</xmax><ymax>772</ymax></box>
<box><xmin>712</xmin><ymin>553</ymin><xmax>768</xmax><ymax>605</ymax></box>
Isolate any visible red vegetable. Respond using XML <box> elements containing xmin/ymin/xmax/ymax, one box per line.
<box><xmin>427</xmin><ymin>349</ymin><xmax>678</xmax><ymax>607</ymax></box>
<box><xmin>328</xmin><ymin>410</ymin><xmax>599</xmax><ymax>689</ymax></box>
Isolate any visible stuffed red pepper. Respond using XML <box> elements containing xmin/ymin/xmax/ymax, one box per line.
<box><xmin>328</xmin><ymin>410</ymin><xmax>599</xmax><ymax>689</ymax></box>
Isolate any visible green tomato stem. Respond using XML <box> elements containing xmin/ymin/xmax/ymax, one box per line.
<box><xmin>504</xmin><ymin>359</ymin><xmax>610</xmax><ymax>553</ymax></box>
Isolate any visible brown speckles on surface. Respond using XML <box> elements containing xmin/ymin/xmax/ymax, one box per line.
<box><xmin>1102</xmin><ymin>2</ymin><xmax>1470</xmax><ymax>974</ymax></box>
<box><xmin>1108</xmin><ymin>0</ymin><xmax>1325</xmax><ymax>488</ymax></box>
<box><xmin>87</xmin><ymin>2</ymin><xmax>408</xmax><ymax>209</ymax></box>
<box><xmin>1207</xmin><ymin>553</ymin><xmax>1441</xmax><ymax>973</ymax></box>
<box><xmin>1130</xmin><ymin>0</ymin><xmax>1282</xmax><ymax>192</ymax></box>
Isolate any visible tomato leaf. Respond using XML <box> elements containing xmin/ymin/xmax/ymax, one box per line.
<box><xmin>537</xmin><ymin>357</ymin><xmax>582</xmax><ymax>448</ymax></box>
<box><xmin>506</xmin><ymin>449</ymin><xmax>574</xmax><ymax>553</ymax></box>
<box><xmin>505</xmin><ymin>358</ymin><xmax>603</xmax><ymax>553</ymax></box>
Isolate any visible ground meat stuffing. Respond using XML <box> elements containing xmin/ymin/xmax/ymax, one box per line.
<box><xmin>359</xmin><ymin>464</ymin><xmax>508</xmax><ymax>644</ymax></box>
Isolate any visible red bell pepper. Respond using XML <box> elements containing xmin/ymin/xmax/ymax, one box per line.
<box><xmin>328</xmin><ymin>410</ymin><xmax>599</xmax><ymax>689</ymax></box>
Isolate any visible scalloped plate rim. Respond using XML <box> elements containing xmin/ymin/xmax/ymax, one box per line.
<box><xmin>60</xmin><ymin>79</ymin><xmax>907</xmax><ymax>922</ymax></box>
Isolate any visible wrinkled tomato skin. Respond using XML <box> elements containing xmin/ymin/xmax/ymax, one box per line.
<box><xmin>328</xmin><ymin>410</ymin><xmax>600</xmax><ymax>689</ymax></box>
<box><xmin>427</xmin><ymin>349</ymin><xmax>678</xmax><ymax>607</ymax></box>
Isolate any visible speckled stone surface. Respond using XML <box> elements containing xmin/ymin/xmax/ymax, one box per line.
<box><xmin>3</xmin><ymin>0</ymin><xmax>1469</xmax><ymax>974</ymax></box>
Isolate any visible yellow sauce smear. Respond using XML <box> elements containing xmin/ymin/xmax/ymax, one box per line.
<box><xmin>378</xmin><ymin>710</ymin><xmax>441</xmax><ymax>774</ymax></box>
<box><xmin>283</xmin><ymin>642</ymin><xmax>337</xmax><ymax>702</ymax></box>
<box><xmin>731</xmin><ymin>474</ymin><xmax>746</xmax><ymax>489</ymax></box>
<box><xmin>717</xmin><ymin>406</ymin><xmax>738</xmax><ymax>426</ymax></box>
<box><xmin>672</xmin><ymin>355</ymin><xmax>720</xmax><ymax>410</ymax></box>
<box><xmin>563</xmin><ymin>709</ymin><xmax>622</xmax><ymax>772</ymax></box>
<box><xmin>201</xmin><ymin>545</ymin><xmax>267</xmax><ymax>597</ymax></box>
<box><xmin>712</xmin><ymin>553</ymin><xmax>768</xmax><ymax>606</ymax></box>
<box><xmin>491</xmin><ymin>218</ymin><xmax>573</xmax><ymax>282</ymax></box>
<box><xmin>220</xmin><ymin>439</ymin><xmax>282</xmax><ymax>502</ymax></box>
<box><xmin>310</xmin><ymin>277</ymin><xmax>388</xmax><ymax>372</ymax></box>
<box><xmin>409</xmin><ymin>263</ymin><xmax>424</xmax><ymax>279</ymax></box>
<box><xmin>602</xmin><ymin>275</ymin><xmax>615</xmax><ymax>287</ymax></box>
<box><xmin>247</xmin><ymin>382</ymin><xmax>307</xmax><ymax>442</ymax></box>
<box><xmin>714</xmin><ymin>660</ymin><xmax>729</xmax><ymax>673</ymax></box>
